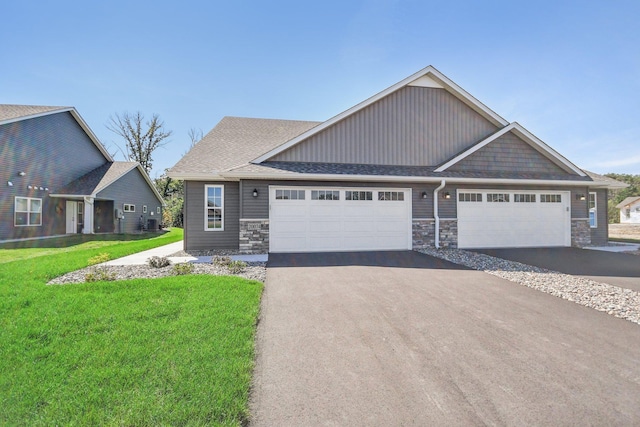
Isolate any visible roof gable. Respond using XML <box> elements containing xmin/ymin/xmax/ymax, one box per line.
<box><xmin>0</xmin><ymin>104</ymin><xmax>113</xmax><ymax>162</ymax></box>
<box><xmin>267</xmin><ymin>86</ymin><xmax>499</xmax><ymax>166</ymax></box>
<box><xmin>616</xmin><ymin>196</ymin><xmax>640</xmax><ymax>209</ymax></box>
<box><xmin>252</xmin><ymin>66</ymin><xmax>509</xmax><ymax>164</ymax></box>
<box><xmin>435</xmin><ymin>123</ymin><xmax>586</xmax><ymax>176</ymax></box>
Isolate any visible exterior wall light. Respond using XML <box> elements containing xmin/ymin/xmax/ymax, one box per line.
<box><xmin>18</xmin><ymin>171</ymin><xmax>26</xmax><ymax>176</ymax></box>
<box><xmin>7</xmin><ymin>181</ymin><xmax>13</xmax><ymax>186</ymax></box>
<box><xmin>421</xmin><ymin>191</ymin><xmax>428</xmax><ymax>199</ymax></box>
<box><xmin>252</xmin><ymin>189</ymin><xmax>259</xmax><ymax>198</ymax></box>
<box><xmin>443</xmin><ymin>192</ymin><xmax>451</xmax><ymax>199</ymax></box>
<box><xmin>576</xmin><ymin>194</ymin><xmax>586</xmax><ymax>201</ymax></box>
<box><xmin>28</xmin><ymin>185</ymin><xmax>33</xmax><ymax>189</ymax></box>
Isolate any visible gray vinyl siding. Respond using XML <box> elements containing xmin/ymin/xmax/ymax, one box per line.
<box><xmin>590</xmin><ymin>189</ymin><xmax>608</xmax><ymax>245</ymax></box>
<box><xmin>184</xmin><ymin>181</ymin><xmax>239</xmax><ymax>250</ymax></box>
<box><xmin>449</xmin><ymin>132</ymin><xmax>575</xmax><ymax>175</ymax></box>
<box><xmin>239</xmin><ymin>179</ymin><xmax>436</xmax><ymax>220</ymax></box>
<box><xmin>271</xmin><ymin>87</ymin><xmax>498</xmax><ymax>166</ymax></box>
<box><xmin>0</xmin><ymin>112</ymin><xmax>107</xmax><ymax>240</ymax></box>
<box><xmin>97</xmin><ymin>168</ymin><xmax>163</xmax><ymax>234</ymax></box>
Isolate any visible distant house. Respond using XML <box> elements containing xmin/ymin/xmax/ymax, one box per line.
<box><xmin>0</xmin><ymin>105</ymin><xmax>164</xmax><ymax>242</ymax></box>
<box><xmin>169</xmin><ymin>66</ymin><xmax>627</xmax><ymax>253</ymax></box>
<box><xmin>616</xmin><ymin>196</ymin><xmax>640</xmax><ymax>224</ymax></box>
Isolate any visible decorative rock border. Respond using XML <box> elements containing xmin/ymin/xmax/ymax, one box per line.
<box><xmin>417</xmin><ymin>248</ymin><xmax>640</xmax><ymax>325</ymax></box>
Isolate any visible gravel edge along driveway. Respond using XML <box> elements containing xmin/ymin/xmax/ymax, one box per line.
<box><xmin>417</xmin><ymin>248</ymin><xmax>640</xmax><ymax>325</ymax></box>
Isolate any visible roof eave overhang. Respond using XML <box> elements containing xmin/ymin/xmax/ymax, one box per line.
<box><xmin>219</xmin><ymin>170</ymin><xmax>619</xmax><ymax>188</ymax></box>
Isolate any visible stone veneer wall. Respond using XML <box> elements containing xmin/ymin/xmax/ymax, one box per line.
<box><xmin>239</xmin><ymin>219</ymin><xmax>269</xmax><ymax>254</ymax></box>
<box><xmin>412</xmin><ymin>219</ymin><xmax>435</xmax><ymax>249</ymax></box>
<box><xmin>439</xmin><ymin>219</ymin><xmax>458</xmax><ymax>248</ymax></box>
<box><xmin>571</xmin><ymin>219</ymin><xmax>591</xmax><ymax>247</ymax></box>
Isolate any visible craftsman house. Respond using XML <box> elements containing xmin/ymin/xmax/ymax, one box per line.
<box><xmin>0</xmin><ymin>105</ymin><xmax>164</xmax><ymax>241</ymax></box>
<box><xmin>168</xmin><ymin>66</ymin><xmax>626</xmax><ymax>253</ymax></box>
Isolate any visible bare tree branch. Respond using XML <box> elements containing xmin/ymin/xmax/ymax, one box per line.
<box><xmin>106</xmin><ymin>111</ymin><xmax>172</xmax><ymax>175</ymax></box>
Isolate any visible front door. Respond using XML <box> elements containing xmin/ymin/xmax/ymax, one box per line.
<box><xmin>66</xmin><ymin>201</ymin><xmax>77</xmax><ymax>234</ymax></box>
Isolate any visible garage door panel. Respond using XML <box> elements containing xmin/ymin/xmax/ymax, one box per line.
<box><xmin>270</xmin><ymin>187</ymin><xmax>410</xmax><ymax>253</ymax></box>
<box><xmin>458</xmin><ymin>190</ymin><xmax>570</xmax><ymax>249</ymax></box>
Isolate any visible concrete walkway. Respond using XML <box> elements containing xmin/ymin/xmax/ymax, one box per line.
<box><xmin>584</xmin><ymin>242</ymin><xmax>640</xmax><ymax>252</ymax></box>
<box><xmin>102</xmin><ymin>241</ymin><xmax>268</xmax><ymax>265</ymax></box>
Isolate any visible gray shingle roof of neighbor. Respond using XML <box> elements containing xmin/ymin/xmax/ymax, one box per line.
<box><xmin>51</xmin><ymin>162</ymin><xmax>139</xmax><ymax>196</ymax></box>
<box><xmin>616</xmin><ymin>196</ymin><xmax>640</xmax><ymax>209</ymax></box>
<box><xmin>169</xmin><ymin>116</ymin><xmax>321</xmax><ymax>175</ymax></box>
<box><xmin>0</xmin><ymin>104</ymin><xmax>69</xmax><ymax>122</ymax></box>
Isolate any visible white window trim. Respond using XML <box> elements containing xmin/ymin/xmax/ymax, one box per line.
<box><xmin>14</xmin><ymin>196</ymin><xmax>42</xmax><ymax>227</ymax></box>
<box><xmin>157</xmin><ymin>206</ymin><xmax>161</xmax><ymax>214</ymax></box>
<box><xmin>589</xmin><ymin>192</ymin><xmax>597</xmax><ymax>228</ymax></box>
<box><xmin>205</xmin><ymin>185</ymin><xmax>224</xmax><ymax>231</ymax></box>
<box><xmin>143</xmin><ymin>205</ymin><xmax>147</xmax><ymax>213</ymax></box>
<box><xmin>123</xmin><ymin>204</ymin><xmax>135</xmax><ymax>212</ymax></box>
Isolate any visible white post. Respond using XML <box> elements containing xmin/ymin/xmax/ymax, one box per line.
<box><xmin>83</xmin><ymin>196</ymin><xmax>94</xmax><ymax>234</ymax></box>
<box><xmin>433</xmin><ymin>180</ymin><xmax>446</xmax><ymax>249</ymax></box>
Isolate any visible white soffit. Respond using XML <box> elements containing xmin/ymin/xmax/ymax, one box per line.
<box><xmin>407</xmin><ymin>75</ymin><xmax>444</xmax><ymax>88</ymax></box>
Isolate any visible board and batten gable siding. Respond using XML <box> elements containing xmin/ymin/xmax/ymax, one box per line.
<box><xmin>97</xmin><ymin>168</ymin><xmax>163</xmax><ymax>234</ymax></box>
<box><xmin>240</xmin><ymin>179</ymin><xmax>436</xmax><ymax>219</ymax></box>
<box><xmin>184</xmin><ymin>181</ymin><xmax>239</xmax><ymax>250</ymax></box>
<box><xmin>0</xmin><ymin>112</ymin><xmax>108</xmax><ymax>240</ymax></box>
<box><xmin>270</xmin><ymin>87</ymin><xmax>499</xmax><ymax>166</ymax></box>
<box><xmin>590</xmin><ymin>188</ymin><xmax>608</xmax><ymax>245</ymax></box>
<box><xmin>448</xmin><ymin>132</ymin><xmax>576</xmax><ymax>175</ymax></box>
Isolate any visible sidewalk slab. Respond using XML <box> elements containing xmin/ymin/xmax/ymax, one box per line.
<box><xmin>584</xmin><ymin>243</ymin><xmax>640</xmax><ymax>253</ymax></box>
<box><xmin>103</xmin><ymin>241</ymin><xmax>185</xmax><ymax>266</ymax></box>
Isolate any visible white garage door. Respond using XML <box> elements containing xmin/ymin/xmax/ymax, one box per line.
<box><xmin>457</xmin><ymin>190</ymin><xmax>571</xmax><ymax>249</ymax></box>
<box><xmin>269</xmin><ymin>187</ymin><xmax>412</xmax><ymax>253</ymax></box>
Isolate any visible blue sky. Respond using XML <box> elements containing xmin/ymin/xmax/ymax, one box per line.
<box><xmin>3</xmin><ymin>0</ymin><xmax>639</xmax><ymax>178</ymax></box>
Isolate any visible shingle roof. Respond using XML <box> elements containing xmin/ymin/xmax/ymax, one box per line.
<box><xmin>0</xmin><ymin>104</ymin><xmax>69</xmax><ymax>123</ymax></box>
<box><xmin>616</xmin><ymin>196</ymin><xmax>640</xmax><ymax>209</ymax></box>
<box><xmin>51</xmin><ymin>162</ymin><xmax>138</xmax><ymax>196</ymax></box>
<box><xmin>226</xmin><ymin>161</ymin><xmax>595</xmax><ymax>181</ymax></box>
<box><xmin>169</xmin><ymin>116</ymin><xmax>320</xmax><ymax>175</ymax></box>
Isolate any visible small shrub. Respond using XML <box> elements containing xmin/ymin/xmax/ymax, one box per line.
<box><xmin>212</xmin><ymin>256</ymin><xmax>232</xmax><ymax>267</ymax></box>
<box><xmin>85</xmin><ymin>267</ymin><xmax>117</xmax><ymax>282</ymax></box>
<box><xmin>227</xmin><ymin>260</ymin><xmax>247</xmax><ymax>274</ymax></box>
<box><xmin>148</xmin><ymin>256</ymin><xmax>171</xmax><ymax>268</ymax></box>
<box><xmin>87</xmin><ymin>253</ymin><xmax>110</xmax><ymax>266</ymax></box>
<box><xmin>173</xmin><ymin>263</ymin><xmax>194</xmax><ymax>275</ymax></box>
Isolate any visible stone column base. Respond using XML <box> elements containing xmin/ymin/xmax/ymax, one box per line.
<box><xmin>239</xmin><ymin>219</ymin><xmax>269</xmax><ymax>254</ymax></box>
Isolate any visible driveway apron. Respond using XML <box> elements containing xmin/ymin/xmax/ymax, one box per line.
<box><xmin>249</xmin><ymin>251</ymin><xmax>640</xmax><ymax>426</ymax></box>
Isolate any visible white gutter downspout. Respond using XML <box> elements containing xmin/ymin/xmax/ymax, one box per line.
<box><xmin>433</xmin><ymin>180</ymin><xmax>446</xmax><ymax>249</ymax></box>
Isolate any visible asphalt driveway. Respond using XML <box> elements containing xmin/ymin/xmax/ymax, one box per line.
<box><xmin>250</xmin><ymin>251</ymin><xmax>640</xmax><ymax>426</ymax></box>
<box><xmin>474</xmin><ymin>247</ymin><xmax>640</xmax><ymax>292</ymax></box>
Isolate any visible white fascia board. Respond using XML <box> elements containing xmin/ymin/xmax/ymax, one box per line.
<box><xmin>49</xmin><ymin>193</ymin><xmax>94</xmax><ymax>198</ymax></box>
<box><xmin>509</xmin><ymin>123</ymin><xmax>586</xmax><ymax>176</ymax></box>
<box><xmin>0</xmin><ymin>107</ymin><xmax>73</xmax><ymax>126</ymax></box>
<box><xmin>166</xmin><ymin>171</ymin><xmax>228</xmax><ymax>180</ymax></box>
<box><xmin>435</xmin><ymin>122</ymin><xmax>587</xmax><ymax>177</ymax></box>
<box><xmin>251</xmin><ymin>66</ymin><xmax>510</xmax><ymax>164</ymax></box>
<box><xmin>220</xmin><ymin>170</ymin><xmax>609</xmax><ymax>187</ymax></box>
<box><xmin>68</xmin><ymin>109</ymin><xmax>114</xmax><ymax>162</ymax></box>
<box><xmin>435</xmin><ymin>125</ymin><xmax>514</xmax><ymax>172</ymax></box>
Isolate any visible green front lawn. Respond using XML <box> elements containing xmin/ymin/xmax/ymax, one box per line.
<box><xmin>0</xmin><ymin>229</ymin><xmax>263</xmax><ymax>426</ymax></box>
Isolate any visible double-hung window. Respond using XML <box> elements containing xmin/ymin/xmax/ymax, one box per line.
<box><xmin>205</xmin><ymin>185</ymin><xmax>224</xmax><ymax>230</ymax></box>
<box><xmin>15</xmin><ymin>197</ymin><xmax>42</xmax><ymax>226</ymax></box>
<box><xmin>589</xmin><ymin>192</ymin><xmax>597</xmax><ymax>228</ymax></box>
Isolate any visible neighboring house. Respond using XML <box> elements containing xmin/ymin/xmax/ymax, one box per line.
<box><xmin>616</xmin><ymin>196</ymin><xmax>640</xmax><ymax>223</ymax></box>
<box><xmin>0</xmin><ymin>105</ymin><xmax>164</xmax><ymax>241</ymax></box>
<box><xmin>168</xmin><ymin>66</ymin><xmax>627</xmax><ymax>253</ymax></box>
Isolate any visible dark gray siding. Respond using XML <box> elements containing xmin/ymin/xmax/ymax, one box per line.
<box><xmin>239</xmin><ymin>179</ymin><xmax>437</xmax><ymax>220</ymax></box>
<box><xmin>271</xmin><ymin>87</ymin><xmax>498</xmax><ymax>166</ymax></box>
<box><xmin>97</xmin><ymin>168</ymin><xmax>163</xmax><ymax>234</ymax></box>
<box><xmin>0</xmin><ymin>112</ymin><xmax>107</xmax><ymax>240</ymax></box>
<box><xmin>184</xmin><ymin>181</ymin><xmax>239</xmax><ymax>250</ymax></box>
<box><xmin>590</xmin><ymin>189</ymin><xmax>608</xmax><ymax>245</ymax></box>
<box><xmin>449</xmin><ymin>132</ymin><xmax>574</xmax><ymax>175</ymax></box>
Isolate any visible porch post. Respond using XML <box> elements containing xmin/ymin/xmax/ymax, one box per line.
<box><xmin>83</xmin><ymin>196</ymin><xmax>95</xmax><ymax>234</ymax></box>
